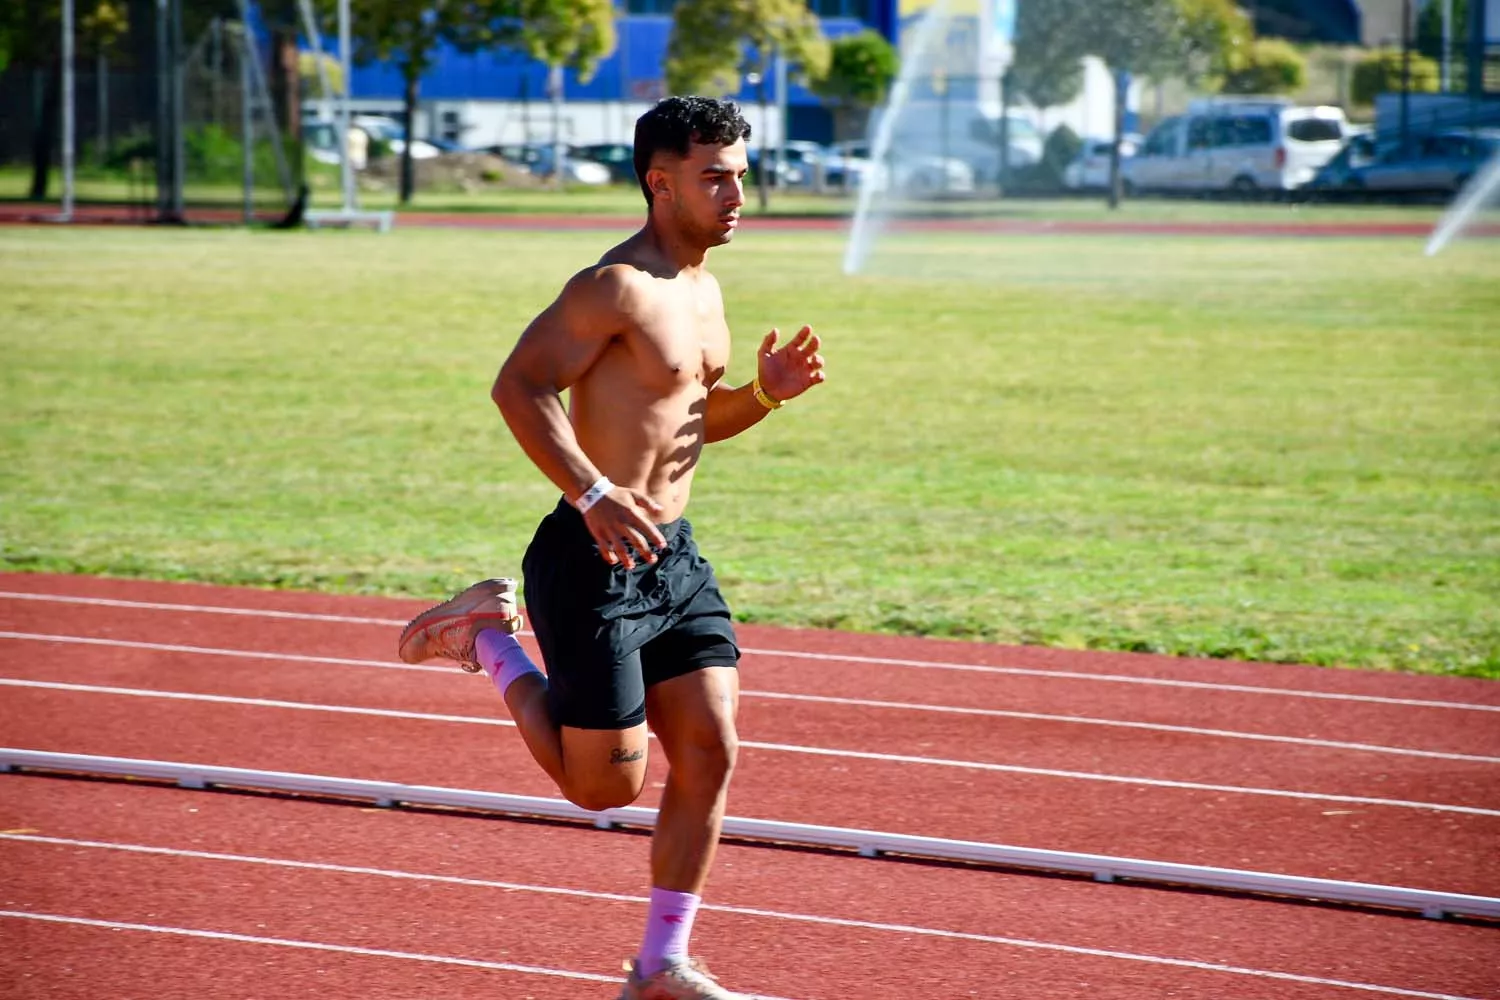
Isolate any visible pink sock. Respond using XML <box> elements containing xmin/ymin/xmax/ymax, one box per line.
<box><xmin>474</xmin><ymin>629</ymin><xmax>542</xmax><ymax>698</ymax></box>
<box><xmin>637</xmin><ymin>887</ymin><xmax>700</xmax><ymax>976</ymax></box>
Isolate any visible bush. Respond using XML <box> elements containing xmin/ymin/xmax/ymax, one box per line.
<box><xmin>97</xmin><ymin>124</ymin><xmax>298</xmax><ymax>186</ymax></box>
<box><xmin>1221</xmin><ymin>38</ymin><xmax>1308</xmax><ymax>95</ymax></box>
<box><xmin>1042</xmin><ymin>123</ymin><xmax>1082</xmax><ymax>179</ymax></box>
<box><xmin>1351</xmin><ymin>48</ymin><xmax>1441</xmax><ymax>106</ymax></box>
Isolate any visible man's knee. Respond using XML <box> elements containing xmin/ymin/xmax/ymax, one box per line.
<box><xmin>563</xmin><ymin>772</ymin><xmax>646</xmax><ymax>812</ymax></box>
<box><xmin>557</xmin><ymin>724</ymin><xmax>650</xmax><ymax>811</ymax></box>
<box><xmin>673</xmin><ymin>725</ymin><xmax>738</xmax><ymax>791</ymax></box>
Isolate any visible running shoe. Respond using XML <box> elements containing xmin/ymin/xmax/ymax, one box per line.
<box><xmin>616</xmin><ymin>957</ymin><xmax>740</xmax><ymax>999</ymax></box>
<box><xmin>397</xmin><ymin>578</ymin><xmax>523</xmax><ymax>673</ymax></box>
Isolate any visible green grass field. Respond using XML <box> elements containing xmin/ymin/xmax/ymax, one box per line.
<box><xmin>2</xmin><ymin>221</ymin><xmax>1496</xmax><ymax>677</ymax></box>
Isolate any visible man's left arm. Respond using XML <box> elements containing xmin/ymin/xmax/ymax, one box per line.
<box><xmin>704</xmin><ymin>326</ymin><xmax>826</xmax><ymax>443</ymax></box>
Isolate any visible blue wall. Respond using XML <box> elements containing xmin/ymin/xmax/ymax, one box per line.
<box><xmin>342</xmin><ymin>14</ymin><xmax>882</xmax><ymax>108</ymax></box>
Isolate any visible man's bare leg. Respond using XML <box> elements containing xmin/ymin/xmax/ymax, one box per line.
<box><xmin>631</xmin><ymin>666</ymin><xmax>740</xmax><ymax>978</ymax></box>
<box><xmin>478</xmin><ymin>629</ymin><xmax>650</xmax><ymax>813</ymax></box>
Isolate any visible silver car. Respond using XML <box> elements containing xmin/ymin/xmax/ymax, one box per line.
<box><xmin>1348</xmin><ymin>130</ymin><xmax>1500</xmax><ymax>198</ymax></box>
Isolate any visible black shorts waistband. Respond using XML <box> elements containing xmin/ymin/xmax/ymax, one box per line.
<box><xmin>550</xmin><ymin>495</ymin><xmax>689</xmax><ymax>545</ymax></box>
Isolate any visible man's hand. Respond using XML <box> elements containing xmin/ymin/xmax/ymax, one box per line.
<box><xmin>756</xmin><ymin>326</ymin><xmax>826</xmax><ymax>405</ymax></box>
<box><xmin>582</xmin><ymin>487</ymin><xmax>667</xmax><ymax>569</ymax></box>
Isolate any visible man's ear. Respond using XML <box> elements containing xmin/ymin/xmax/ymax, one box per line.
<box><xmin>646</xmin><ymin>164</ymin><xmax>672</xmax><ymax>202</ymax></box>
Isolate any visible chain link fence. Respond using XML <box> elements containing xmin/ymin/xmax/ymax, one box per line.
<box><xmin>0</xmin><ymin>13</ymin><xmax>301</xmax><ymax>225</ymax></box>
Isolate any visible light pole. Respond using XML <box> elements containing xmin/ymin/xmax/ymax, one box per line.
<box><xmin>60</xmin><ymin>0</ymin><xmax>75</xmax><ymax>221</ymax></box>
<box><xmin>746</xmin><ymin>67</ymin><xmax>770</xmax><ymax>210</ymax></box>
<box><xmin>1441</xmin><ymin>0</ymin><xmax>1452</xmax><ymax>91</ymax></box>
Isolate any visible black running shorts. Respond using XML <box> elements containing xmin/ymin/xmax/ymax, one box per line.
<box><xmin>520</xmin><ymin>497</ymin><xmax>741</xmax><ymax>730</ymax></box>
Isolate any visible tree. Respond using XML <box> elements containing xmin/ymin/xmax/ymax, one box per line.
<box><xmin>337</xmin><ymin>0</ymin><xmax>517</xmax><ymax>204</ymax></box>
<box><xmin>1011</xmin><ymin>0</ymin><xmax>1084</xmax><ymax>123</ymax></box>
<box><xmin>3</xmin><ymin>0</ymin><xmax>131</xmax><ymax>200</ymax></box>
<box><xmin>808</xmin><ymin>29</ymin><xmax>897</xmax><ymax>142</ymax></box>
<box><xmin>1051</xmin><ymin>0</ymin><xmax>1242</xmax><ymax>207</ymax></box>
<box><xmin>665</xmin><ymin>0</ymin><xmax>830</xmax><ymax>209</ymax></box>
<box><xmin>1220</xmin><ymin>37</ymin><xmax>1306</xmax><ymax>95</ymax></box>
<box><xmin>1067</xmin><ymin>0</ymin><xmax>1184</xmax><ymax>208</ymax></box>
<box><xmin>1174</xmin><ymin>0</ymin><xmax>1252</xmax><ymax>89</ymax></box>
<box><xmin>515</xmin><ymin>0</ymin><xmax>616</xmax><ymax>189</ymax></box>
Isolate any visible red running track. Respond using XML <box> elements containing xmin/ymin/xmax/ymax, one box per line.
<box><xmin>5</xmin><ymin>200</ymin><xmax>1500</xmax><ymax>239</ymax></box>
<box><xmin>1</xmin><ymin>572</ymin><xmax>1497</xmax><ymax>999</ymax></box>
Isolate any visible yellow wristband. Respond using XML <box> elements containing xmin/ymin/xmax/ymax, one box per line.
<box><xmin>752</xmin><ymin>377</ymin><xmax>783</xmax><ymax>410</ymax></box>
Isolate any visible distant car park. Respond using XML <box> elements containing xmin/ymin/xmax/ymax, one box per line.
<box><xmin>1062</xmin><ymin>136</ymin><xmax>1141</xmax><ymax>191</ymax></box>
<box><xmin>572</xmin><ymin>142</ymin><xmax>636</xmax><ymax>184</ymax></box>
<box><xmin>352</xmin><ymin>115</ymin><xmax>444</xmax><ymax>161</ymax></box>
<box><xmin>484</xmin><ymin>143</ymin><xmax>613</xmax><ymax>186</ymax></box>
<box><xmin>831</xmin><ymin>140</ymin><xmax>974</xmax><ymax>196</ymax></box>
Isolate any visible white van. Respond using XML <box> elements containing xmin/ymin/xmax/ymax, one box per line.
<box><xmin>1123</xmin><ymin>98</ymin><xmax>1349</xmax><ymax>196</ymax></box>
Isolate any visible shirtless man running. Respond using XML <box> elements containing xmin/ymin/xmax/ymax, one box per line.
<box><xmin>398</xmin><ymin>96</ymin><xmax>826</xmax><ymax>999</ymax></box>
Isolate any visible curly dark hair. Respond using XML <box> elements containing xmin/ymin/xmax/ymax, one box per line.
<box><xmin>633</xmin><ymin>97</ymin><xmax>752</xmax><ymax>207</ymax></box>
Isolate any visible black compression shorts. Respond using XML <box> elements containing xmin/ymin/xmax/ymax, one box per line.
<box><xmin>520</xmin><ymin>497</ymin><xmax>740</xmax><ymax>730</ymax></box>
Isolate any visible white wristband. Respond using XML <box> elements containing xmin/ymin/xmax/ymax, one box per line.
<box><xmin>574</xmin><ymin>476</ymin><xmax>614</xmax><ymax>514</ymax></box>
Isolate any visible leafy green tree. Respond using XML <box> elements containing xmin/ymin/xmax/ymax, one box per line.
<box><xmin>1174</xmin><ymin>0</ymin><xmax>1252</xmax><ymax>89</ymax></box>
<box><xmin>4</xmin><ymin>0</ymin><xmax>131</xmax><ymax>199</ymax></box>
<box><xmin>1049</xmin><ymin>0</ymin><xmax>1242</xmax><ymax>207</ymax></box>
<box><xmin>665</xmin><ymin>0</ymin><xmax>830</xmax><ymax>208</ymax></box>
<box><xmin>1011</xmin><ymin>0</ymin><xmax>1084</xmax><ymax>120</ymax></box>
<box><xmin>1220</xmin><ymin>37</ymin><xmax>1306</xmax><ymax>95</ymax></box>
<box><xmin>335</xmin><ymin>0</ymin><xmax>517</xmax><ymax>203</ymax></box>
<box><xmin>1067</xmin><ymin>0</ymin><xmax>1183</xmax><ymax>207</ymax></box>
<box><xmin>1351</xmin><ymin>48</ymin><xmax>1441</xmax><ymax>107</ymax></box>
<box><xmin>808</xmin><ymin>29</ymin><xmax>897</xmax><ymax>142</ymax></box>
<box><xmin>516</xmin><ymin>0</ymin><xmax>616</xmax><ymax>188</ymax></box>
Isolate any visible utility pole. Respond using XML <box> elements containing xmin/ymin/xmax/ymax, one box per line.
<box><xmin>1441</xmin><ymin>0</ymin><xmax>1452</xmax><ymax>91</ymax></box>
<box><xmin>1467</xmin><ymin>0</ymin><xmax>1487</xmax><ymax>98</ymax></box>
<box><xmin>1400</xmin><ymin>0</ymin><xmax>1411</xmax><ymax>152</ymax></box>
<box><xmin>60</xmin><ymin>0</ymin><xmax>75</xmax><ymax>221</ymax></box>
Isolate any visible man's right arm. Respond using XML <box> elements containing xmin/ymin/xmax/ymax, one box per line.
<box><xmin>492</xmin><ymin>267</ymin><xmax>666</xmax><ymax>567</ymax></box>
<box><xmin>492</xmin><ymin>270</ymin><xmax>612</xmax><ymax>503</ymax></box>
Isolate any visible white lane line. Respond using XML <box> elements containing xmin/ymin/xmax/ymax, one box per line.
<box><xmin>4</xmin><ymin>678</ymin><xmax>1495</xmax><ymax>816</ymax></box>
<box><xmin>0</xmin><ymin>836</ymin><xmax>1486</xmax><ymax>1000</ymax></box>
<box><xmin>4</xmin><ymin>594</ymin><xmax>1496</xmax><ymax>713</ymax></box>
<box><xmin>0</xmin><ymin>911</ymin><xmax>626</xmax><ymax>985</ymax></box>
<box><xmin>2</xmin><ymin>632</ymin><xmax>1496</xmax><ymax>762</ymax></box>
<box><xmin>0</xmin><ymin>677</ymin><xmax>513</xmax><ymax>727</ymax></box>
<box><xmin>0</xmin><ymin>591</ymin><xmax>404</xmax><ymax>626</ymax></box>
<box><xmin>0</xmin><ymin>630</ymin><xmax>453</xmax><ymax>671</ymax></box>
<box><xmin>744</xmin><ymin>691</ymin><xmax>1500</xmax><ymax>764</ymax></box>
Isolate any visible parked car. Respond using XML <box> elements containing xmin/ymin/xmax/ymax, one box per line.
<box><xmin>1299</xmin><ymin>130</ymin><xmax>1378</xmax><ymax>198</ymax></box>
<box><xmin>351</xmin><ymin>115</ymin><xmax>444</xmax><ymax>161</ymax></box>
<box><xmin>869</xmin><ymin>106</ymin><xmax>1043</xmax><ymax>188</ymax></box>
<box><xmin>1338</xmin><ymin>129</ymin><xmax>1500</xmax><ymax>199</ymax></box>
<box><xmin>967</xmin><ymin>114</ymin><xmax>1046</xmax><ymax>186</ymax></box>
<box><xmin>747</xmin><ymin>141</ymin><xmax>839</xmax><ymax>188</ymax></box>
<box><xmin>572</xmin><ymin>142</ymin><xmax>636</xmax><ymax>183</ymax></box>
<box><xmin>831</xmin><ymin>140</ymin><xmax>974</xmax><ymax>196</ymax></box>
<box><xmin>486</xmin><ymin>143</ymin><xmax>613</xmax><ymax>185</ymax></box>
<box><xmin>1062</xmin><ymin>135</ymin><xmax>1141</xmax><ymax>191</ymax></box>
<box><xmin>1123</xmin><ymin>98</ymin><xmax>1349</xmax><ymax>196</ymax></box>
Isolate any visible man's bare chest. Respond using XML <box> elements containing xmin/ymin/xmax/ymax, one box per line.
<box><xmin>626</xmin><ymin>284</ymin><xmax>730</xmax><ymax>389</ymax></box>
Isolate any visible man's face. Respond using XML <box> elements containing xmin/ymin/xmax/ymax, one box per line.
<box><xmin>655</xmin><ymin>138</ymin><xmax>748</xmax><ymax>247</ymax></box>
